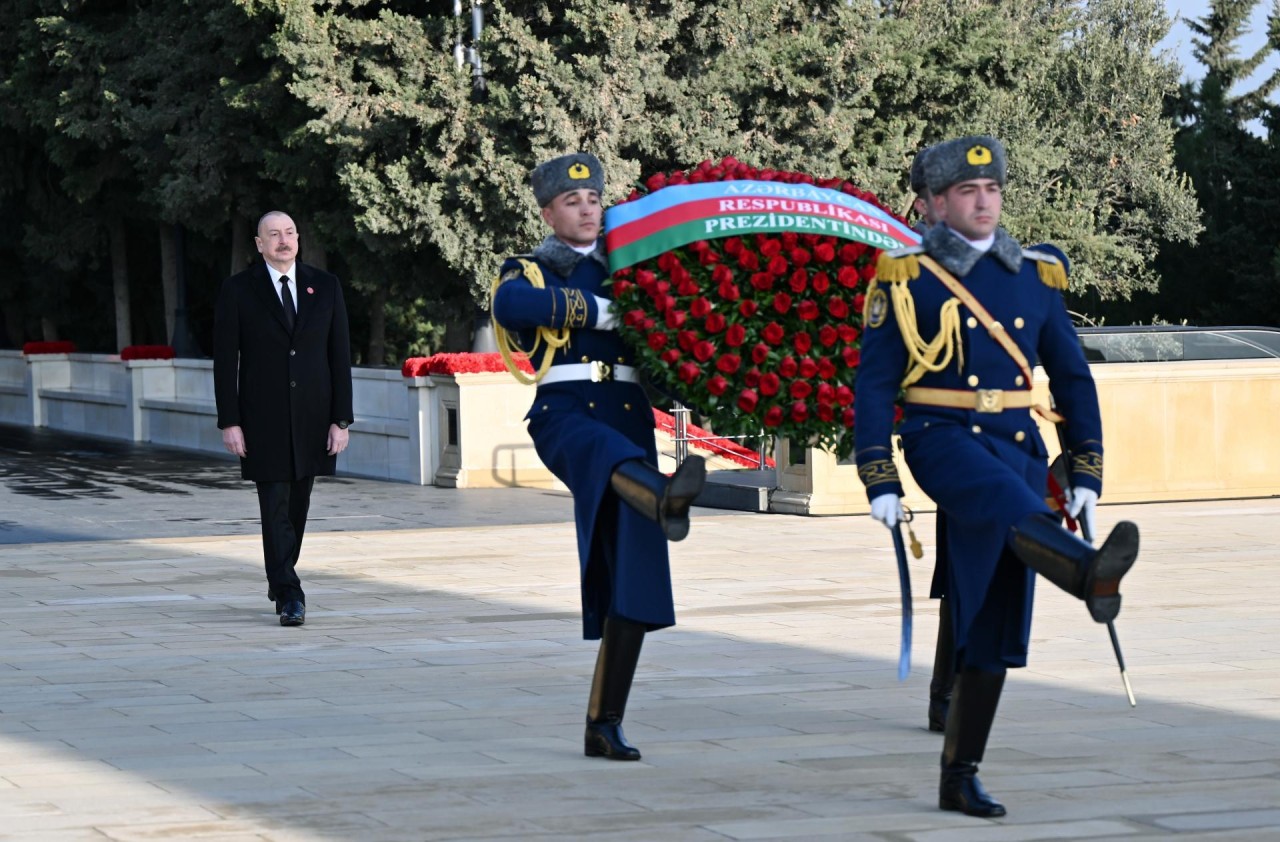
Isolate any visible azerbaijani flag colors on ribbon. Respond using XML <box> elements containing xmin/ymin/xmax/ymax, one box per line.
<box><xmin>605</xmin><ymin>180</ymin><xmax>921</xmax><ymax>272</ymax></box>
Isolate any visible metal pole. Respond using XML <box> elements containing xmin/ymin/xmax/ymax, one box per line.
<box><xmin>469</xmin><ymin>2</ymin><xmax>487</xmax><ymax>98</ymax></box>
<box><xmin>672</xmin><ymin>402</ymin><xmax>689</xmax><ymax>467</ymax></box>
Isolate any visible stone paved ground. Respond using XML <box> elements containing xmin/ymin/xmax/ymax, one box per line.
<box><xmin>1</xmin><ymin>429</ymin><xmax>1279</xmax><ymax>840</ymax></box>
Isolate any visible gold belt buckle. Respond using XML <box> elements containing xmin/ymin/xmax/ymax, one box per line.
<box><xmin>590</xmin><ymin>361</ymin><xmax>613</xmax><ymax>382</ymax></box>
<box><xmin>975</xmin><ymin>388</ymin><xmax>1004</xmax><ymax>413</ymax></box>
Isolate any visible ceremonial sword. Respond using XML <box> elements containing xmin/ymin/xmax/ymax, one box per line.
<box><xmin>890</xmin><ymin>513</ymin><xmax>914</xmax><ymax>682</ymax></box>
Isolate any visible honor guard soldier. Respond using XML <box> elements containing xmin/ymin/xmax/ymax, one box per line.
<box><xmin>854</xmin><ymin>136</ymin><xmax>1139</xmax><ymax>816</ymax></box>
<box><xmin>491</xmin><ymin>152</ymin><xmax>707</xmax><ymax>761</ymax></box>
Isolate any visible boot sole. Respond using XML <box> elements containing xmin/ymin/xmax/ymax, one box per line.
<box><xmin>660</xmin><ymin>456</ymin><xmax>707</xmax><ymax>542</ymax></box>
<box><xmin>1086</xmin><ymin>520</ymin><xmax>1139</xmax><ymax>623</ymax></box>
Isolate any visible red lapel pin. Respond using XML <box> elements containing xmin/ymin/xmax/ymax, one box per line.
<box><xmin>306</xmin><ymin>287</ymin><xmax>314</xmax><ymax>294</ymax></box>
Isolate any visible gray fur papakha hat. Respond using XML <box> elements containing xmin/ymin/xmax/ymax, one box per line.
<box><xmin>909</xmin><ymin>145</ymin><xmax>934</xmax><ymax>194</ymax></box>
<box><xmin>922</xmin><ymin>135</ymin><xmax>1006</xmax><ymax>195</ymax></box>
<box><xmin>531</xmin><ymin>152</ymin><xmax>605</xmax><ymax>207</ymax></box>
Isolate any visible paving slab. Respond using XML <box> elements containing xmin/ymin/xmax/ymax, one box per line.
<box><xmin>2</xmin><ymin>426</ymin><xmax>1280</xmax><ymax>838</ymax></box>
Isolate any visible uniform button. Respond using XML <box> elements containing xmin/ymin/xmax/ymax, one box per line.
<box><xmin>1014</xmin><ymin>317</ymin><xmax>1025</xmax><ymax>329</ymax></box>
<box><xmin>967</xmin><ymin>374</ymin><xmax>979</xmax><ymax>387</ymax></box>
<box><xmin>290</xmin><ymin>350</ymin><xmax>296</xmax><ymax>356</ymax></box>
<box><xmin>541</xmin><ymin>405</ymin><xmax>549</xmax><ymax>411</ymax></box>
<box><xmin>1014</xmin><ymin>375</ymin><xmax>1025</xmax><ymax>386</ymax></box>
<box><xmin>617</xmin><ymin>356</ymin><xmax>625</xmax><ymax>363</ymax></box>
<box><xmin>580</xmin><ymin>355</ymin><xmax>590</xmax><ymax>363</ymax></box>
<box><xmin>971</xmin><ymin>425</ymin><xmax>982</xmax><ymax>435</ymax></box>
<box><xmin>991</xmin><ymin>320</ymin><xmax>1004</xmax><ymax>331</ymax></box>
<box><xmin>966</xmin><ymin>317</ymin><xmax>978</xmax><ymax>329</ymax></box>
<box><xmin>624</xmin><ymin>403</ymin><xmax>632</xmax><ymax>411</ymax></box>
<box><xmin>588</xmin><ymin>401</ymin><xmax>596</xmax><ymax>409</ymax></box>
<box><xmin>1015</xmin><ymin>431</ymin><xmax>1026</xmax><ymax>442</ymax></box>
<box><xmin>290</xmin><ymin>381</ymin><xmax>296</xmax><ymax>387</ymax></box>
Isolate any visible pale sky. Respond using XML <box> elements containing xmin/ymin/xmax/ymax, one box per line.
<box><xmin>1160</xmin><ymin>0</ymin><xmax>1277</xmax><ymax>84</ymax></box>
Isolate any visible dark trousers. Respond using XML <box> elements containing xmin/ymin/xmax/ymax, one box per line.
<box><xmin>256</xmin><ymin>478</ymin><xmax>315</xmax><ymax>604</ymax></box>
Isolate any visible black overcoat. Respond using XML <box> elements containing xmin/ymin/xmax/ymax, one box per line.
<box><xmin>213</xmin><ymin>261</ymin><xmax>353</xmax><ymax>482</ymax></box>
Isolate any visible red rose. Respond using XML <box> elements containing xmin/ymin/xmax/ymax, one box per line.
<box><xmin>840</xmin><ymin>242</ymin><xmax>867</xmax><ymax>264</ymax></box>
<box><xmin>764</xmin><ymin>406</ymin><xmax>785</xmax><ymax>427</ymax></box>
<box><xmin>791</xmin><ymin>248</ymin><xmax>811</xmax><ymax>267</ymax></box>
<box><xmin>718</xmin><ymin>280</ymin><xmax>741</xmax><ymax>301</ymax></box>
<box><xmin>853</xmin><ymin>293</ymin><xmax>866</xmax><ymax>312</ymax></box>
<box><xmin>750</xmin><ymin>272</ymin><xmax>774</xmax><ymax>291</ymax></box>
<box><xmin>793</xmin><ymin>332</ymin><xmax>813</xmax><ymax>355</ymax></box>
<box><xmin>698</xmin><ymin>249</ymin><xmax>720</xmax><ymax>267</ymax></box>
<box><xmin>798</xmin><ymin>300</ymin><xmax>820</xmax><ymax>321</ymax></box>
<box><xmin>790</xmin><ymin>380</ymin><xmax>813</xmax><ymax>400</ymax></box>
<box><xmin>818</xmin><ymin>357</ymin><xmax>837</xmax><ymax>380</ymax></box>
<box><xmin>817</xmin><ymin>402</ymin><xmax>835</xmax><ymax>422</ymax></box>
<box><xmin>894</xmin><ymin>405</ymin><xmax>904</xmax><ymax>424</ymax></box>
<box><xmin>759</xmin><ymin>238</ymin><xmax>782</xmax><ymax>257</ymax></box>
<box><xmin>860</xmin><ymin>262</ymin><xmax>877</xmax><ymax>282</ymax></box>
<box><xmin>744</xmin><ymin>367</ymin><xmax>761</xmax><ymax>387</ymax></box>
<box><xmin>657</xmin><ymin>252</ymin><xmax>679</xmax><ymax>272</ymax></box>
<box><xmin>676</xmin><ymin>279</ymin><xmax>699</xmax><ymax>297</ymax></box>
<box><xmin>799</xmin><ymin>357</ymin><xmax>819</xmax><ymax>378</ymax></box>
<box><xmin>725</xmin><ymin>323</ymin><xmax>747</xmax><ymax>347</ymax></box>
<box><xmin>665</xmin><ymin>309</ymin><xmax>687</xmax><ymax>329</ymax></box>
<box><xmin>671</xmin><ymin>264</ymin><xmax>692</xmax><ymax>286</ymax></box>
<box><xmin>678</xmin><ymin>361</ymin><xmax>701</xmax><ymax>384</ymax></box>
<box><xmin>779</xmin><ymin>355</ymin><xmax>798</xmax><ymax>377</ymax></box>
<box><xmin>707</xmin><ymin>374</ymin><xmax>729</xmax><ymax>396</ymax></box>
<box><xmin>811</xmin><ymin>271</ymin><xmax>831</xmax><ymax>294</ymax></box>
<box><xmin>838</xmin><ymin>324</ymin><xmax>860</xmax><ymax>343</ymax></box>
<box><xmin>624</xmin><ymin>309</ymin><xmax>646</xmax><ymax>327</ymax></box>
<box><xmin>712</xmin><ymin>263</ymin><xmax>734</xmax><ymax>285</ymax></box>
<box><xmin>835</xmin><ymin>385</ymin><xmax>854</xmax><ymax>406</ymax></box>
<box><xmin>737</xmin><ymin>249</ymin><xmax>760</xmax><ymax>271</ymax></box>
<box><xmin>716</xmin><ymin>353</ymin><xmax>742</xmax><ymax>374</ymax></box>
<box><xmin>814</xmin><ymin>243</ymin><xmax>836</xmax><ymax>263</ymax></box>
<box><xmin>841</xmin><ymin>346</ymin><xmax>861</xmax><ymax>368</ymax></box>
<box><xmin>759</xmin><ymin>372</ymin><xmax>781</xmax><ymax>396</ymax></box>
<box><xmin>818</xmin><ymin>325</ymin><xmax>839</xmax><ymax>347</ymax></box>
<box><xmin>687</xmin><ymin>239</ymin><xmax>709</xmax><ymax>255</ymax></box>
<box><xmin>677</xmin><ymin>330</ymin><xmax>698</xmax><ymax>351</ymax></box>
<box><xmin>723</xmin><ymin>237</ymin><xmax>743</xmax><ymax>256</ymax></box>
<box><xmin>647</xmin><ymin>332</ymin><xmax>669</xmax><ymax>351</ymax></box>
<box><xmin>789</xmin><ymin>269</ymin><xmax>808</xmax><ymax>294</ymax></box>
<box><xmin>693</xmin><ymin>340</ymin><xmax>717</xmax><ymax>362</ymax></box>
<box><xmin>828</xmin><ymin>296</ymin><xmax>849</xmax><ymax>319</ymax></box>
<box><xmin>642</xmin><ymin>318</ymin><xmax>655</xmax><ymax>330</ymax></box>
<box><xmin>791</xmin><ymin>400</ymin><xmax>810</xmax><ymax>422</ymax></box>
<box><xmin>772</xmin><ymin>292</ymin><xmax>792</xmax><ymax>314</ymax></box>
<box><xmin>635</xmin><ymin>269</ymin><xmax>656</xmax><ymax>290</ymax></box>
<box><xmin>816</xmin><ymin>383</ymin><xmax>835</xmax><ymax>404</ymax></box>
<box><xmin>781</xmin><ymin>231</ymin><xmax>798</xmax><ymax>248</ymax></box>
<box><xmin>739</xmin><ymin>299</ymin><xmax>759</xmax><ymax>317</ymax></box>
<box><xmin>763</xmin><ymin>322</ymin><xmax>785</xmax><ymax>345</ymax></box>
<box><xmin>843</xmin><ymin>407</ymin><xmax>856</xmax><ymax>428</ymax></box>
<box><xmin>837</xmin><ymin>266</ymin><xmax>860</xmax><ymax>288</ymax></box>
<box><xmin>613</xmin><ymin>280</ymin><xmax>634</xmax><ymax>296</ymax></box>
<box><xmin>646</xmin><ymin>172</ymin><xmax>668</xmax><ymax>192</ymax></box>
<box><xmin>767</xmin><ymin>255</ymin><xmax>789</xmax><ymax>276</ymax></box>
<box><xmin>705</xmin><ymin>312</ymin><xmax>727</xmax><ymax>333</ymax></box>
<box><xmin>656</xmin><ymin>294</ymin><xmax>676</xmax><ymax>313</ymax></box>
<box><xmin>751</xmin><ymin>342</ymin><xmax>770</xmax><ymax>364</ymax></box>
<box><xmin>690</xmin><ymin>297</ymin><xmax>712</xmax><ymax>318</ymax></box>
<box><xmin>737</xmin><ymin>389</ymin><xmax>759</xmax><ymax>412</ymax></box>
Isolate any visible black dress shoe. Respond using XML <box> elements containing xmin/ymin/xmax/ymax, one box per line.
<box><xmin>279</xmin><ymin>600</ymin><xmax>305</xmax><ymax>627</ymax></box>
<box><xmin>584</xmin><ymin>719</ymin><xmax>641</xmax><ymax>761</ymax></box>
<box><xmin>940</xmin><ymin>762</ymin><xmax>1006</xmax><ymax>817</ymax></box>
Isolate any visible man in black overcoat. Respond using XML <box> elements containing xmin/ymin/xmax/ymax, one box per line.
<box><xmin>214</xmin><ymin>211</ymin><xmax>354</xmax><ymax>626</ymax></box>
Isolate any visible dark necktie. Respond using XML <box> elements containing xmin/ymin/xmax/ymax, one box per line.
<box><xmin>279</xmin><ymin>276</ymin><xmax>296</xmax><ymax>332</ymax></box>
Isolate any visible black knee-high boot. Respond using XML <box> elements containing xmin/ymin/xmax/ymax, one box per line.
<box><xmin>928</xmin><ymin>597</ymin><xmax>955</xmax><ymax>732</ymax></box>
<box><xmin>609</xmin><ymin>455</ymin><xmax>707</xmax><ymax>541</ymax></box>
<box><xmin>1008</xmin><ymin>514</ymin><xmax>1139</xmax><ymax>623</ymax></box>
<box><xmin>585</xmin><ymin>616</ymin><xmax>646</xmax><ymax>760</ymax></box>
<box><xmin>939</xmin><ymin>666</ymin><xmax>1007</xmax><ymax>817</ymax></box>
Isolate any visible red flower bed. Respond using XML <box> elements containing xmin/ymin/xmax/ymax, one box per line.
<box><xmin>611</xmin><ymin>156</ymin><xmax>904</xmax><ymax>459</ymax></box>
<box><xmin>402</xmin><ymin>352</ymin><xmax>533</xmax><ymax>377</ymax></box>
<box><xmin>120</xmin><ymin>344</ymin><xmax>175</xmax><ymax>361</ymax></box>
<box><xmin>22</xmin><ymin>341</ymin><xmax>77</xmax><ymax>355</ymax></box>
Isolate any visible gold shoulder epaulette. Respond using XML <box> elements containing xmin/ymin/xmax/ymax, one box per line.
<box><xmin>875</xmin><ymin>247</ymin><xmax>924</xmax><ymax>284</ymax></box>
<box><xmin>1023</xmin><ymin>249</ymin><xmax>1068</xmax><ymax>291</ymax></box>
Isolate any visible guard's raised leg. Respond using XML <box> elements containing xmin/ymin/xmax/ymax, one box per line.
<box><xmin>585</xmin><ymin>615</ymin><xmax>646</xmax><ymax>760</ymax></box>
<box><xmin>609</xmin><ymin>455</ymin><xmax>707</xmax><ymax>541</ymax></box>
<box><xmin>939</xmin><ymin>666</ymin><xmax>1007</xmax><ymax>817</ymax></box>
<box><xmin>928</xmin><ymin>597</ymin><xmax>955</xmax><ymax>732</ymax></box>
<box><xmin>1008</xmin><ymin>515</ymin><xmax>1138</xmax><ymax>623</ymax></box>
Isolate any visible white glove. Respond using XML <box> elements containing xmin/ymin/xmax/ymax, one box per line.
<box><xmin>869</xmin><ymin>493</ymin><xmax>904</xmax><ymax>530</ymax></box>
<box><xmin>593</xmin><ymin>295</ymin><xmax>617</xmax><ymax>331</ymax></box>
<box><xmin>1066</xmin><ymin>487</ymin><xmax>1098</xmax><ymax>543</ymax></box>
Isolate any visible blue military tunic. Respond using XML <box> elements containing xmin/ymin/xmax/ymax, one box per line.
<box><xmin>492</xmin><ymin>236</ymin><xmax>674</xmax><ymax>640</ymax></box>
<box><xmin>854</xmin><ymin>226</ymin><xmax>1103</xmax><ymax>670</ymax></box>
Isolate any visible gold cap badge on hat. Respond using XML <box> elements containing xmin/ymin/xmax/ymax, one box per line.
<box><xmin>966</xmin><ymin>145</ymin><xmax>993</xmax><ymax>166</ymax></box>
<box><xmin>568</xmin><ymin>162</ymin><xmax>591</xmax><ymax>179</ymax></box>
